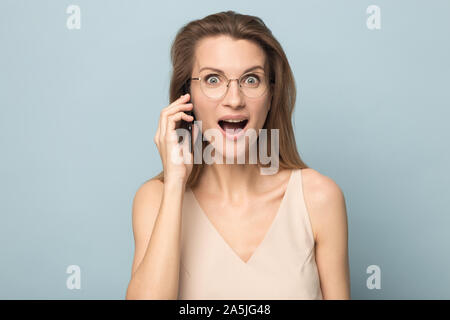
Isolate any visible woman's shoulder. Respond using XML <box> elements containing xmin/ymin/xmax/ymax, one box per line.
<box><xmin>299</xmin><ymin>168</ymin><xmax>347</xmax><ymax>242</ymax></box>
<box><xmin>133</xmin><ymin>178</ymin><xmax>166</xmax><ymax>213</ymax></box>
<box><xmin>137</xmin><ymin>178</ymin><xmax>165</xmax><ymax>197</ymax></box>
<box><xmin>300</xmin><ymin>168</ymin><xmax>343</xmax><ymax>197</ymax></box>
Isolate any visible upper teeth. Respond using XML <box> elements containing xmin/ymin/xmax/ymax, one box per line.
<box><xmin>223</xmin><ymin>119</ymin><xmax>246</xmax><ymax>123</ymax></box>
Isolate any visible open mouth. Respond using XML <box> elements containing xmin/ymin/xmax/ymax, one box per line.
<box><xmin>218</xmin><ymin>119</ymin><xmax>249</xmax><ymax>135</ymax></box>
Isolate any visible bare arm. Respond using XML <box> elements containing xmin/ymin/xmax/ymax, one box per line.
<box><xmin>125</xmin><ymin>178</ymin><xmax>185</xmax><ymax>299</ymax></box>
<box><xmin>125</xmin><ymin>93</ymin><xmax>196</xmax><ymax>300</ymax></box>
<box><xmin>302</xmin><ymin>168</ymin><xmax>351</xmax><ymax>299</ymax></box>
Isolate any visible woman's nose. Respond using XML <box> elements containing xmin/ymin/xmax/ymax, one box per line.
<box><xmin>223</xmin><ymin>79</ymin><xmax>245</xmax><ymax>107</ymax></box>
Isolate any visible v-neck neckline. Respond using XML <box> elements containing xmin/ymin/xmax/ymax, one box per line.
<box><xmin>187</xmin><ymin>169</ymin><xmax>296</xmax><ymax>266</ymax></box>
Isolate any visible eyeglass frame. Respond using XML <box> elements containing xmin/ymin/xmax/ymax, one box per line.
<box><xmin>186</xmin><ymin>71</ymin><xmax>275</xmax><ymax>100</ymax></box>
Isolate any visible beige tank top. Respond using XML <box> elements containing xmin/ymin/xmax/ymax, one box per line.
<box><xmin>177</xmin><ymin>168</ymin><xmax>323</xmax><ymax>300</ymax></box>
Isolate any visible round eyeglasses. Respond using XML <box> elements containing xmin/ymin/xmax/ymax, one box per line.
<box><xmin>188</xmin><ymin>71</ymin><xmax>271</xmax><ymax>99</ymax></box>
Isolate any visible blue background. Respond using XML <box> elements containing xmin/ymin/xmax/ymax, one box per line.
<box><xmin>1</xmin><ymin>0</ymin><xmax>449</xmax><ymax>299</ymax></box>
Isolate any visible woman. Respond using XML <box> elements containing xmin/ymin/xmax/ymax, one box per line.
<box><xmin>126</xmin><ymin>11</ymin><xmax>350</xmax><ymax>300</ymax></box>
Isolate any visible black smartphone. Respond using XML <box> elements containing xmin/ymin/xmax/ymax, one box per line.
<box><xmin>180</xmin><ymin>83</ymin><xmax>195</xmax><ymax>153</ymax></box>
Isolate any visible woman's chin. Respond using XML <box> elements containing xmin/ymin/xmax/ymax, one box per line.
<box><xmin>211</xmin><ymin>145</ymin><xmax>248</xmax><ymax>163</ymax></box>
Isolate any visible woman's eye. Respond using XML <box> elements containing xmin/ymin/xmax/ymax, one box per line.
<box><xmin>243</xmin><ymin>74</ymin><xmax>260</xmax><ymax>84</ymax></box>
<box><xmin>205</xmin><ymin>74</ymin><xmax>221</xmax><ymax>84</ymax></box>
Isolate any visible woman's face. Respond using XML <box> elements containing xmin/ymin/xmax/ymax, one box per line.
<box><xmin>190</xmin><ymin>35</ymin><xmax>272</xmax><ymax>162</ymax></box>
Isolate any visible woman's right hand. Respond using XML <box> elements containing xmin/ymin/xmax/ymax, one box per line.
<box><xmin>154</xmin><ymin>93</ymin><xmax>198</xmax><ymax>186</ymax></box>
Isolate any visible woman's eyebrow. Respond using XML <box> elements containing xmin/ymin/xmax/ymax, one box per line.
<box><xmin>198</xmin><ymin>65</ymin><xmax>265</xmax><ymax>74</ymax></box>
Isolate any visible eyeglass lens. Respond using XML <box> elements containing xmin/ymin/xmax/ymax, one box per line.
<box><xmin>199</xmin><ymin>72</ymin><xmax>268</xmax><ymax>98</ymax></box>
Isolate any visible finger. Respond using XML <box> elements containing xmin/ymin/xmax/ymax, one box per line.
<box><xmin>165</xmin><ymin>93</ymin><xmax>191</xmax><ymax>113</ymax></box>
<box><xmin>160</xmin><ymin>103</ymin><xmax>193</xmax><ymax>136</ymax></box>
<box><xmin>182</xmin><ymin>133</ymin><xmax>192</xmax><ymax>165</ymax></box>
<box><xmin>157</xmin><ymin>94</ymin><xmax>191</xmax><ymax>144</ymax></box>
<box><xmin>158</xmin><ymin>94</ymin><xmax>189</xmax><ymax>138</ymax></box>
<box><xmin>192</xmin><ymin>121</ymin><xmax>199</xmax><ymax>150</ymax></box>
<box><xmin>166</xmin><ymin>111</ymin><xmax>194</xmax><ymax>136</ymax></box>
<box><xmin>163</xmin><ymin>102</ymin><xmax>193</xmax><ymax>123</ymax></box>
<box><xmin>181</xmin><ymin>125</ymin><xmax>191</xmax><ymax>158</ymax></box>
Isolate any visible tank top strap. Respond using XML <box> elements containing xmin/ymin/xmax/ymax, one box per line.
<box><xmin>284</xmin><ymin>168</ymin><xmax>316</xmax><ymax>249</ymax></box>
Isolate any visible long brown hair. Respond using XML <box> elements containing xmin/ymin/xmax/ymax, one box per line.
<box><xmin>150</xmin><ymin>10</ymin><xmax>308</xmax><ymax>188</ymax></box>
